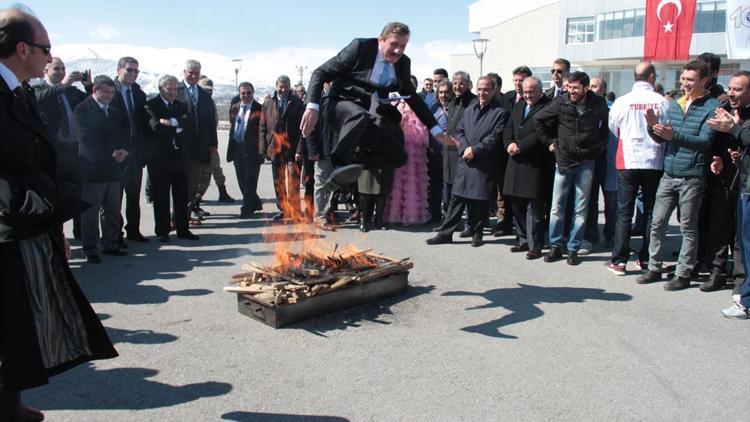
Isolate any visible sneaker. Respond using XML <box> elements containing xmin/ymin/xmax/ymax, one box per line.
<box><xmin>605</xmin><ymin>262</ymin><xmax>626</xmax><ymax>276</ymax></box>
<box><xmin>722</xmin><ymin>303</ymin><xmax>750</xmax><ymax>320</ymax></box>
<box><xmin>578</xmin><ymin>240</ymin><xmax>593</xmax><ymax>256</ymax></box>
<box><xmin>636</xmin><ymin>270</ymin><xmax>661</xmax><ymax>284</ymax></box>
<box><xmin>663</xmin><ymin>275</ymin><xmax>691</xmax><ymax>291</ymax></box>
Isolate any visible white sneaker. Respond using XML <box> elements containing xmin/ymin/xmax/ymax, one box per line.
<box><xmin>722</xmin><ymin>303</ymin><xmax>750</xmax><ymax>320</ymax></box>
<box><xmin>578</xmin><ymin>240</ymin><xmax>593</xmax><ymax>256</ymax></box>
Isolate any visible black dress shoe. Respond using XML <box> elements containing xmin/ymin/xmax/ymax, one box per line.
<box><xmin>239</xmin><ymin>211</ymin><xmax>255</xmax><ymax>218</ymax></box>
<box><xmin>544</xmin><ymin>246</ymin><xmax>563</xmax><ymax>263</ymax></box>
<box><xmin>323</xmin><ymin>164</ymin><xmax>364</xmax><ymax>190</ymax></box>
<box><xmin>426</xmin><ymin>235</ymin><xmax>452</xmax><ymax>245</ymax></box>
<box><xmin>359</xmin><ymin>224</ymin><xmax>369</xmax><ymax>233</ymax></box>
<box><xmin>177</xmin><ymin>232</ymin><xmax>200</xmax><ymax>240</ymax></box>
<box><xmin>471</xmin><ymin>236</ymin><xmax>484</xmax><ymax>247</ymax></box>
<box><xmin>102</xmin><ymin>248</ymin><xmax>127</xmax><ymax>256</ymax></box>
<box><xmin>126</xmin><ymin>233</ymin><xmax>149</xmax><ymax>242</ymax></box>
<box><xmin>526</xmin><ymin>249</ymin><xmax>542</xmax><ymax>260</ymax></box>
<box><xmin>157</xmin><ymin>235</ymin><xmax>170</xmax><ymax>243</ymax></box>
<box><xmin>566</xmin><ymin>250</ymin><xmax>581</xmax><ymax>266</ymax></box>
<box><xmin>86</xmin><ymin>255</ymin><xmax>102</xmax><ymax>264</ymax></box>
<box><xmin>510</xmin><ymin>244</ymin><xmax>529</xmax><ymax>253</ymax></box>
<box><xmin>459</xmin><ymin>229</ymin><xmax>472</xmax><ymax>238</ymax></box>
<box><xmin>700</xmin><ymin>270</ymin><xmax>727</xmax><ymax>292</ymax></box>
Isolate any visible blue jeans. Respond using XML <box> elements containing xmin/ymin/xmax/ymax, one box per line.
<box><xmin>549</xmin><ymin>160</ymin><xmax>595</xmax><ymax>252</ymax></box>
<box><xmin>647</xmin><ymin>174</ymin><xmax>705</xmax><ymax>278</ymax></box>
<box><xmin>736</xmin><ymin>195</ymin><xmax>750</xmax><ymax>308</ymax></box>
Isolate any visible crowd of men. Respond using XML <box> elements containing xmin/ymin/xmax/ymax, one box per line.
<box><xmin>29</xmin><ymin>29</ymin><xmax>750</xmax><ymax>322</ymax></box>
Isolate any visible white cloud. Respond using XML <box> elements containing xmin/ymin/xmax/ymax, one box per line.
<box><xmin>89</xmin><ymin>25</ymin><xmax>121</xmax><ymax>40</ymax></box>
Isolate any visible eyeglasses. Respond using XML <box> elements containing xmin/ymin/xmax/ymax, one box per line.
<box><xmin>25</xmin><ymin>41</ymin><xmax>51</xmax><ymax>56</ymax></box>
<box><xmin>551</xmin><ymin>69</ymin><xmax>564</xmax><ymax>74</ymax></box>
<box><xmin>125</xmin><ymin>68</ymin><xmax>140</xmax><ymax>74</ymax></box>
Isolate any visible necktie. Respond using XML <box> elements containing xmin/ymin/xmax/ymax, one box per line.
<box><xmin>279</xmin><ymin>97</ymin><xmax>286</xmax><ymax>115</ymax></box>
<box><xmin>189</xmin><ymin>85</ymin><xmax>198</xmax><ymax>108</ymax></box>
<box><xmin>524</xmin><ymin>105</ymin><xmax>532</xmax><ymax>118</ymax></box>
<box><xmin>59</xmin><ymin>94</ymin><xmax>74</xmax><ymax>138</ymax></box>
<box><xmin>235</xmin><ymin>104</ymin><xmax>246</xmax><ymax>142</ymax></box>
<box><xmin>125</xmin><ymin>88</ymin><xmax>136</xmax><ymax>137</ymax></box>
<box><xmin>101</xmin><ymin>105</ymin><xmax>108</xmax><ymax>117</ymax></box>
<box><xmin>379</xmin><ymin>63</ymin><xmax>391</xmax><ymax>87</ymax></box>
<box><xmin>13</xmin><ymin>86</ymin><xmax>29</xmax><ymax>111</ymax></box>
<box><xmin>167</xmin><ymin>103</ymin><xmax>179</xmax><ymax>150</ymax></box>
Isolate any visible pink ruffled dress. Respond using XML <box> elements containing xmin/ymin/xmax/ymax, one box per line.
<box><xmin>384</xmin><ymin>102</ymin><xmax>430</xmax><ymax>225</ymax></box>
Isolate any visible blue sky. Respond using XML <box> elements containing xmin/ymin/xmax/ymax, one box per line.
<box><xmin>20</xmin><ymin>0</ymin><xmax>476</xmax><ymax>55</ymax></box>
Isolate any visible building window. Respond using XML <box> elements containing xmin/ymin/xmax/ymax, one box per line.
<box><xmin>566</xmin><ymin>17</ymin><xmax>595</xmax><ymax>44</ymax></box>
<box><xmin>694</xmin><ymin>1</ymin><xmax>727</xmax><ymax>33</ymax></box>
<box><xmin>597</xmin><ymin>8</ymin><xmax>645</xmax><ymax>40</ymax></box>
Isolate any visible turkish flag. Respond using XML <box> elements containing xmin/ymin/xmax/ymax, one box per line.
<box><xmin>644</xmin><ymin>0</ymin><xmax>698</xmax><ymax>60</ymax></box>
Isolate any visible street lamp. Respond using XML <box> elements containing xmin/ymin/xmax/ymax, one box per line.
<box><xmin>472</xmin><ymin>38</ymin><xmax>489</xmax><ymax>77</ymax></box>
<box><xmin>231</xmin><ymin>59</ymin><xmax>242</xmax><ymax>93</ymax></box>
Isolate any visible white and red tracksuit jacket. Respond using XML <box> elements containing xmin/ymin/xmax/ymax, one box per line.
<box><xmin>608</xmin><ymin>81</ymin><xmax>672</xmax><ymax>170</ymax></box>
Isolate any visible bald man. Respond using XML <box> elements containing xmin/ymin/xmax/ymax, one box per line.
<box><xmin>0</xmin><ymin>7</ymin><xmax>117</xmax><ymax>421</ymax></box>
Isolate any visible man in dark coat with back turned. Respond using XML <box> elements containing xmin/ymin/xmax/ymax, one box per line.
<box><xmin>0</xmin><ymin>8</ymin><xmax>116</xmax><ymax>421</ymax></box>
<box><xmin>300</xmin><ymin>22</ymin><xmax>457</xmax><ymax>188</ymax></box>
<box><xmin>426</xmin><ymin>76</ymin><xmax>509</xmax><ymax>247</ymax></box>
<box><xmin>503</xmin><ymin>76</ymin><xmax>553</xmax><ymax>259</ymax></box>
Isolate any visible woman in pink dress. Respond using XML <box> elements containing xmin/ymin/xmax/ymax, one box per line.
<box><xmin>384</xmin><ymin>100</ymin><xmax>430</xmax><ymax>225</ymax></box>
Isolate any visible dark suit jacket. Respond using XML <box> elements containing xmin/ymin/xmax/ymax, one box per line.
<box><xmin>177</xmin><ymin>82</ymin><xmax>218</xmax><ymax>163</ymax></box>
<box><xmin>452</xmin><ymin>98</ymin><xmax>509</xmax><ymax>201</ymax></box>
<box><xmin>34</xmin><ymin>82</ymin><xmax>88</xmax><ymax>184</ymax></box>
<box><xmin>227</xmin><ymin>100</ymin><xmax>262</xmax><ymax>163</ymax></box>
<box><xmin>74</xmin><ymin>97</ymin><xmax>127</xmax><ymax>183</ymax></box>
<box><xmin>544</xmin><ymin>85</ymin><xmax>563</xmax><ymax>100</ymax></box>
<box><xmin>502</xmin><ymin>96</ymin><xmax>555</xmax><ymax>199</ymax></box>
<box><xmin>501</xmin><ymin>90</ymin><xmax>521</xmax><ymax>117</ymax></box>
<box><xmin>259</xmin><ymin>93</ymin><xmax>304</xmax><ymax>162</ymax></box>
<box><xmin>112</xmin><ymin>79</ymin><xmax>147</xmax><ymax>167</ymax></box>
<box><xmin>443</xmin><ymin>92</ymin><xmax>477</xmax><ymax>183</ymax></box>
<box><xmin>308</xmin><ymin>38</ymin><xmax>438</xmax><ymax>131</ymax></box>
<box><xmin>142</xmin><ymin>96</ymin><xmax>193</xmax><ymax>165</ymax></box>
<box><xmin>0</xmin><ymin>79</ymin><xmax>66</xmax><ymax>242</ymax></box>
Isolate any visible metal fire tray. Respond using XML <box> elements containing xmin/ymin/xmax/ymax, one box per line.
<box><xmin>236</xmin><ymin>271</ymin><xmax>409</xmax><ymax>328</ymax></box>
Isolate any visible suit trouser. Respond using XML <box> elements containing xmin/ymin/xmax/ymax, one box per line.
<box><xmin>427</xmin><ymin>151</ymin><xmax>443</xmax><ymax>221</ymax></box>
<box><xmin>697</xmin><ymin>174</ymin><xmax>737</xmax><ymax>273</ymax></box>
<box><xmin>81</xmin><ymin>181</ymin><xmax>121</xmax><ymax>256</ymax></box>
<box><xmin>148</xmin><ymin>159</ymin><xmax>189</xmax><ymax>237</ymax></box>
<box><xmin>648</xmin><ymin>175</ymin><xmax>705</xmax><ymax>278</ymax></box>
<box><xmin>325</xmin><ymin>99</ymin><xmax>406</xmax><ymax>168</ymax></box>
<box><xmin>120</xmin><ymin>162</ymin><xmax>143</xmax><ymax>237</ymax></box>
<box><xmin>510</xmin><ymin>196</ymin><xmax>545</xmax><ymax>251</ymax></box>
<box><xmin>272</xmin><ymin>158</ymin><xmax>301</xmax><ymax>213</ymax></box>
<box><xmin>494</xmin><ymin>154</ymin><xmax>512</xmax><ymax>228</ymax></box>
<box><xmin>611</xmin><ymin>169</ymin><xmax>662</xmax><ymax>264</ymax></box>
<box><xmin>437</xmin><ymin>195</ymin><xmax>489</xmax><ymax>240</ymax></box>
<box><xmin>232</xmin><ymin>146</ymin><xmax>263</xmax><ymax>214</ymax></box>
<box><xmin>301</xmin><ymin>158</ymin><xmax>315</xmax><ymax>215</ymax></box>
<box><xmin>314</xmin><ymin>159</ymin><xmax>335</xmax><ymax>220</ymax></box>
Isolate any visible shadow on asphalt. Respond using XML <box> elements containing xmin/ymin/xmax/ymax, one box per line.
<box><xmin>442</xmin><ymin>283</ymin><xmax>632</xmax><ymax>339</ymax></box>
<box><xmin>25</xmin><ymin>363</ymin><xmax>232</xmax><ymax>410</ymax></box>
<box><xmin>290</xmin><ymin>285</ymin><xmax>436</xmax><ymax>337</ymax></box>
<box><xmin>221</xmin><ymin>412</ymin><xmax>350</xmax><ymax>421</ymax></box>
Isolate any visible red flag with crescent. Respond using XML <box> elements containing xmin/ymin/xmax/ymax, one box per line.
<box><xmin>644</xmin><ymin>0</ymin><xmax>698</xmax><ymax>60</ymax></box>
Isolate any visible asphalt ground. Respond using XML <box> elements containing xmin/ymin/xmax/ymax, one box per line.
<box><xmin>26</xmin><ymin>130</ymin><xmax>749</xmax><ymax>421</ymax></box>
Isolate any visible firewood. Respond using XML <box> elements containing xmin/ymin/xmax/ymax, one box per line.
<box><xmin>223</xmin><ymin>286</ymin><xmax>266</xmax><ymax>294</ymax></box>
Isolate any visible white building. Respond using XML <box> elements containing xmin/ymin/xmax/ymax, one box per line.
<box><xmin>450</xmin><ymin>0</ymin><xmax>749</xmax><ymax>96</ymax></box>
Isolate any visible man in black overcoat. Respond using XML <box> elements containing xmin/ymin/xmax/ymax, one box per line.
<box><xmin>503</xmin><ymin>76</ymin><xmax>554</xmax><ymax>259</ymax></box>
<box><xmin>426</xmin><ymin>76</ymin><xmax>509</xmax><ymax>247</ymax></box>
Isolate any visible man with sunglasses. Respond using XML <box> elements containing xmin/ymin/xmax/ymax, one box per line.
<box><xmin>545</xmin><ymin>58</ymin><xmax>570</xmax><ymax>99</ymax></box>
<box><xmin>0</xmin><ymin>7</ymin><xmax>117</xmax><ymax>421</ymax></box>
<box><xmin>112</xmin><ymin>56</ymin><xmax>149</xmax><ymax>243</ymax></box>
